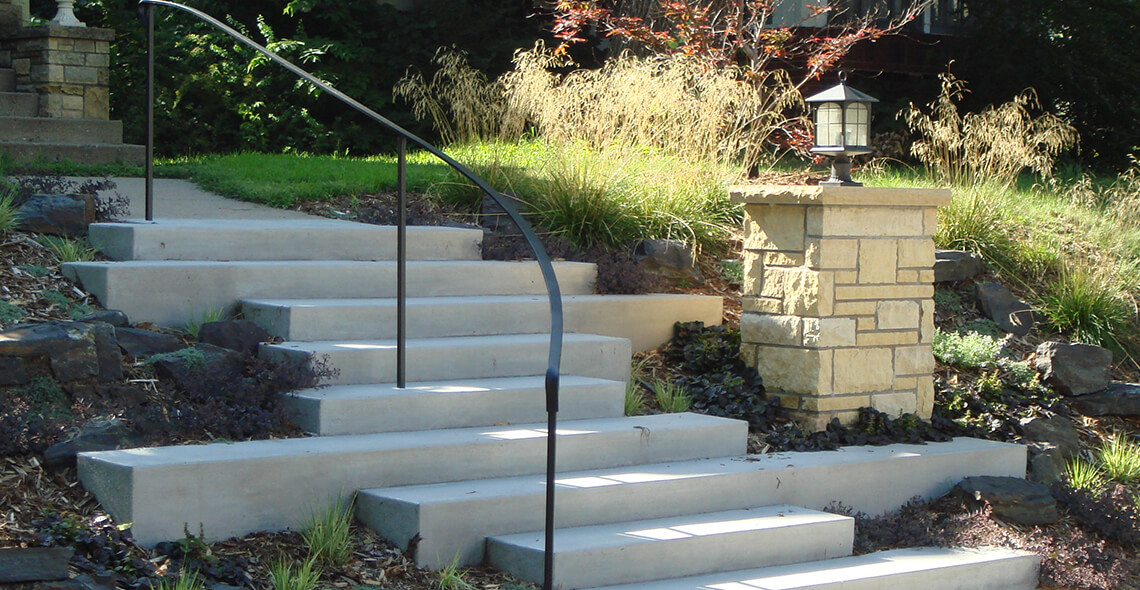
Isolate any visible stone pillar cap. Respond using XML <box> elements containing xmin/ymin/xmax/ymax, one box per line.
<box><xmin>730</xmin><ymin>184</ymin><xmax>952</xmax><ymax>207</ymax></box>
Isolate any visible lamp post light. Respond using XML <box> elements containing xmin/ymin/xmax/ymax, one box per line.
<box><xmin>805</xmin><ymin>73</ymin><xmax>878</xmax><ymax>186</ymax></box>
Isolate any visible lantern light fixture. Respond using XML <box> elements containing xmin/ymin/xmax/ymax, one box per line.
<box><xmin>805</xmin><ymin>72</ymin><xmax>879</xmax><ymax>186</ymax></box>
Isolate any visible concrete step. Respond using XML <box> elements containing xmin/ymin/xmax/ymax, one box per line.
<box><xmin>487</xmin><ymin>506</ymin><xmax>853</xmax><ymax>589</ymax></box>
<box><xmin>0</xmin><ymin>92</ymin><xmax>37</xmax><ymax>117</ymax></box>
<box><xmin>355</xmin><ymin>438</ymin><xmax>1025</xmax><ymax>569</ymax></box>
<box><xmin>284</xmin><ymin>375</ymin><xmax>625</xmax><ymax>436</ymax></box>
<box><xmin>0</xmin><ymin>69</ymin><xmax>14</xmax><ymax>92</ymax></box>
<box><xmin>244</xmin><ymin>293</ymin><xmax>722</xmax><ymax>352</ymax></box>
<box><xmin>77</xmin><ymin>412</ymin><xmax>747</xmax><ymax>547</ymax></box>
<box><xmin>0</xmin><ymin>140</ymin><xmax>144</xmax><ymax>165</ymax></box>
<box><xmin>0</xmin><ymin>116</ymin><xmax>123</xmax><ymax>143</ymax></box>
<box><xmin>581</xmin><ymin>547</ymin><xmax>1040</xmax><ymax>590</ymax></box>
<box><xmin>89</xmin><ymin>219</ymin><xmax>482</xmax><ymax>262</ymax></box>
<box><xmin>260</xmin><ymin>333</ymin><xmax>632</xmax><ymax>386</ymax></box>
<box><xmin>61</xmin><ymin>259</ymin><xmax>596</xmax><ymax>327</ymax></box>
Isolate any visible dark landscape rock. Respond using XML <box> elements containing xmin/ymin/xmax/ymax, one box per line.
<box><xmin>16</xmin><ymin>193</ymin><xmax>96</xmax><ymax>237</ymax></box>
<box><xmin>480</xmin><ymin>191</ymin><xmax>528</xmax><ymax>232</ymax></box>
<box><xmin>94</xmin><ymin>384</ymin><xmax>149</xmax><ymax>407</ymax></box>
<box><xmin>198</xmin><ymin>320</ymin><xmax>270</xmax><ymax>356</ymax></box>
<box><xmin>151</xmin><ymin>343</ymin><xmax>244</xmax><ymax>390</ymax></box>
<box><xmin>0</xmin><ymin>321</ymin><xmax>114</xmax><ymax>382</ymax></box>
<box><xmin>77</xmin><ymin>309</ymin><xmax>129</xmax><ymax>327</ymax></box>
<box><xmin>0</xmin><ymin>546</ymin><xmax>74</xmax><ymax>583</ymax></box>
<box><xmin>1019</xmin><ymin>415</ymin><xmax>1083</xmax><ymax>460</ymax></box>
<box><xmin>34</xmin><ymin>574</ymin><xmax>117</xmax><ymax>590</ymax></box>
<box><xmin>634</xmin><ymin>239</ymin><xmax>700</xmax><ymax>279</ymax></box>
<box><xmin>42</xmin><ymin>417</ymin><xmax>144</xmax><ymax>470</ymax></box>
<box><xmin>84</xmin><ymin>322</ymin><xmax>123</xmax><ymax>382</ymax></box>
<box><xmin>953</xmin><ymin>476</ymin><xmax>1059</xmax><ymax>525</ymax></box>
<box><xmin>934</xmin><ymin>249</ymin><xmax>985</xmax><ymax>282</ymax></box>
<box><xmin>1067</xmin><ymin>382</ymin><xmax>1140</xmax><ymax>416</ymax></box>
<box><xmin>1035</xmin><ymin>341</ymin><xmax>1112</xmax><ymax>396</ymax></box>
<box><xmin>1026</xmin><ymin>441</ymin><xmax>1066</xmax><ymax>484</ymax></box>
<box><xmin>0</xmin><ymin>356</ymin><xmax>29</xmax><ymax>385</ymax></box>
<box><xmin>975</xmin><ymin>282</ymin><xmax>1034</xmax><ymax>337</ymax></box>
<box><xmin>114</xmin><ymin>327</ymin><xmax>183</xmax><ymax>357</ymax></box>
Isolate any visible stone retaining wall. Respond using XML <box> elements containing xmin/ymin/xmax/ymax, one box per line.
<box><xmin>1</xmin><ymin>25</ymin><xmax>112</xmax><ymax>119</ymax></box>
<box><xmin>732</xmin><ymin>185</ymin><xmax>951</xmax><ymax>429</ymax></box>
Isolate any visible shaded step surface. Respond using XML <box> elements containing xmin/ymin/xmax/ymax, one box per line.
<box><xmin>89</xmin><ymin>219</ymin><xmax>482</xmax><ymax>262</ymax></box>
<box><xmin>0</xmin><ymin>91</ymin><xmax>37</xmax><ymax>116</ymax></box>
<box><xmin>260</xmin><ymin>333</ymin><xmax>632</xmax><ymax>386</ymax></box>
<box><xmin>487</xmin><ymin>506</ymin><xmax>853</xmax><ymax>589</ymax></box>
<box><xmin>244</xmin><ymin>293</ymin><xmax>722</xmax><ymax>353</ymax></box>
<box><xmin>284</xmin><ymin>375</ymin><xmax>625</xmax><ymax>436</ymax></box>
<box><xmin>580</xmin><ymin>547</ymin><xmax>1040</xmax><ymax>590</ymax></box>
<box><xmin>78</xmin><ymin>413</ymin><xmax>747</xmax><ymax>546</ymax></box>
<box><xmin>0</xmin><ymin>140</ymin><xmax>144</xmax><ymax>165</ymax></box>
<box><xmin>62</xmin><ymin>259</ymin><xmax>596</xmax><ymax>327</ymax></box>
<box><xmin>0</xmin><ymin>116</ymin><xmax>123</xmax><ymax>143</ymax></box>
<box><xmin>356</xmin><ymin>438</ymin><xmax>1025</xmax><ymax>569</ymax></box>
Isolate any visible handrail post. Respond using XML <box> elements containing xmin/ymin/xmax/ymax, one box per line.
<box><xmin>144</xmin><ymin>2</ymin><xmax>154</xmax><ymax>221</ymax></box>
<box><xmin>396</xmin><ymin>137</ymin><xmax>407</xmax><ymax>389</ymax></box>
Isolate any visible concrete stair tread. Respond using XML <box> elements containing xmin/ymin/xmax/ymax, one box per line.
<box><xmin>285</xmin><ymin>375</ymin><xmax>625</xmax><ymax>435</ymax></box>
<box><xmin>260</xmin><ymin>332</ymin><xmax>632</xmax><ymax>385</ymax></box>
<box><xmin>487</xmin><ymin>506</ymin><xmax>852</xmax><ymax>588</ymax></box>
<box><xmin>579</xmin><ymin>546</ymin><xmax>1041</xmax><ymax>590</ymax></box>
<box><xmin>243</xmin><ymin>292</ymin><xmax>723</xmax><ymax>350</ymax></box>
<box><xmin>354</xmin><ymin>438</ymin><xmax>1026</xmax><ymax>569</ymax></box>
<box><xmin>78</xmin><ymin>412</ymin><xmax>747</xmax><ymax>545</ymax></box>
<box><xmin>0</xmin><ymin>140</ymin><xmax>144</xmax><ymax>165</ymax></box>
<box><xmin>89</xmin><ymin>219</ymin><xmax>483</xmax><ymax>261</ymax></box>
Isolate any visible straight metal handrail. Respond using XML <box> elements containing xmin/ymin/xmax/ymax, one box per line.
<box><xmin>137</xmin><ymin>3</ymin><xmax>563</xmax><ymax>588</ymax></box>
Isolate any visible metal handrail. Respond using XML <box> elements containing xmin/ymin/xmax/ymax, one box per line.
<box><xmin>137</xmin><ymin>3</ymin><xmax>563</xmax><ymax>588</ymax></box>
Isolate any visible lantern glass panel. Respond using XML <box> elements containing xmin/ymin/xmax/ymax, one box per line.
<box><xmin>816</xmin><ymin>103</ymin><xmax>843</xmax><ymax>148</ymax></box>
<box><xmin>844</xmin><ymin>103</ymin><xmax>870</xmax><ymax>147</ymax></box>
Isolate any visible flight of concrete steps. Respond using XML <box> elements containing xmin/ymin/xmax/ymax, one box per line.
<box><xmin>0</xmin><ymin>65</ymin><xmax>143</xmax><ymax>165</ymax></box>
<box><xmin>63</xmin><ymin>217</ymin><xmax>1040</xmax><ymax>589</ymax></box>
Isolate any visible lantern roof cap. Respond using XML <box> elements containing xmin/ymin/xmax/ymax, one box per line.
<box><xmin>805</xmin><ymin>81</ymin><xmax>879</xmax><ymax>104</ymax></box>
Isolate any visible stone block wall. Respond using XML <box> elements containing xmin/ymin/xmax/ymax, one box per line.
<box><xmin>731</xmin><ymin>185</ymin><xmax>952</xmax><ymax>429</ymax></box>
<box><xmin>1</xmin><ymin>25</ymin><xmax>112</xmax><ymax>119</ymax></box>
<box><xmin>0</xmin><ymin>0</ymin><xmax>29</xmax><ymax>30</ymax></box>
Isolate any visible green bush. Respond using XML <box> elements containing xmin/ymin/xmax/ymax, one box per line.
<box><xmin>932</xmin><ymin>329</ymin><xmax>1006</xmax><ymax>368</ymax></box>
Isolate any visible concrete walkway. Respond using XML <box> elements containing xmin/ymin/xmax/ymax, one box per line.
<box><xmin>90</xmin><ymin>177</ymin><xmax>315</xmax><ymax>221</ymax></box>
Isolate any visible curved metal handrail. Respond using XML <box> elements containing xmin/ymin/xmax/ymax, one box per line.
<box><xmin>137</xmin><ymin>2</ymin><xmax>563</xmax><ymax>588</ymax></box>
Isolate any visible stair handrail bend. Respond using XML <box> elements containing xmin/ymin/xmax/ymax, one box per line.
<box><xmin>137</xmin><ymin>3</ymin><xmax>563</xmax><ymax>588</ymax></box>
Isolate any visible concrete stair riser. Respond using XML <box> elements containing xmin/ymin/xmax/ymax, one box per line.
<box><xmin>356</xmin><ymin>438</ymin><xmax>1025</xmax><ymax>569</ymax></box>
<box><xmin>244</xmin><ymin>293</ymin><xmax>723</xmax><ymax>353</ymax></box>
<box><xmin>0</xmin><ymin>117</ymin><xmax>123</xmax><ymax>143</ymax></box>
<box><xmin>0</xmin><ymin>92</ymin><xmax>38</xmax><ymax>116</ymax></box>
<box><xmin>88</xmin><ymin>220</ymin><xmax>483</xmax><ymax>262</ymax></box>
<box><xmin>284</xmin><ymin>375</ymin><xmax>625</xmax><ymax>435</ymax></box>
<box><xmin>61</xmin><ymin>260</ymin><xmax>597</xmax><ymax>327</ymax></box>
<box><xmin>77</xmin><ymin>413</ymin><xmax>747</xmax><ymax>546</ymax></box>
<box><xmin>581</xmin><ymin>547</ymin><xmax>1040</xmax><ymax>590</ymax></box>
<box><xmin>260</xmin><ymin>333</ymin><xmax>633</xmax><ymax>386</ymax></box>
<box><xmin>486</xmin><ymin>506</ymin><xmax>853</xmax><ymax>589</ymax></box>
<box><xmin>0</xmin><ymin>141</ymin><xmax>144</xmax><ymax>165</ymax></box>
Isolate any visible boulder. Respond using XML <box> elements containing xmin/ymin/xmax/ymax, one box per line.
<box><xmin>197</xmin><ymin>320</ymin><xmax>270</xmax><ymax>357</ymax></box>
<box><xmin>151</xmin><ymin>343</ymin><xmax>244</xmax><ymax>390</ymax></box>
<box><xmin>1068</xmin><ymin>382</ymin><xmax>1140</xmax><ymax>416</ymax></box>
<box><xmin>0</xmin><ymin>356</ymin><xmax>29</xmax><ymax>386</ymax></box>
<box><xmin>114</xmin><ymin>327</ymin><xmax>183</xmax><ymax>357</ymax></box>
<box><xmin>1019</xmin><ymin>415</ymin><xmax>1083</xmax><ymax>460</ymax></box>
<box><xmin>42</xmin><ymin>417</ymin><xmax>144</xmax><ymax>470</ymax></box>
<box><xmin>974</xmin><ymin>282</ymin><xmax>1034</xmax><ymax>337</ymax></box>
<box><xmin>0</xmin><ymin>321</ymin><xmax>119</xmax><ymax>383</ymax></box>
<box><xmin>16</xmin><ymin>193</ymin><xmax>96</xmax><ymax>237</ymax></box>
<box><xmin>1035</xmin><ymin>341</ymin><xmax>1112</xmax><ymax>396</ymax></box>
<box><xmin>77</xmin><ymin>310</ymin><xmax>129</xmax><ymax>327</ymax></box>
<box><xmin>634</xmin><ymin>239</ymin><xmax>700</xmax><ymax>279</ymax></box>
<box><xmin>934</xmin><ymin>250</ymin><xmax>985</xmax><ymax>282</ymax></box>
<box><xmin>953</xmin><ymin>476</ymin><xmax>1059</xmax><ymax>526</ymax></box>
<box><xmin>1026</xmin><ymin>441</ymin><xmax>1066</xmax><ymax>484</ymax></box>
<box><xmin>0</xmin><ymin>546</ymin><xmax>74</xmax><ymax>583</ymax></box>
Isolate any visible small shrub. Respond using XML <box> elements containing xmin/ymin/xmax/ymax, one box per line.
<box><xmin>0</xmin><ymin>185</ymin><xmax>21</xmax><ymax>235</ymax></box>
<box><xmin>39</xmin><ymin>289</ymin><xmax>92</xmax><ymax>319</ymax></box>
<box><xmin>652</xmin><ymin>379</ymin><xmax>692</xmax><ymax>414</ymax></box>
<box><xmin>1096</xmin><ymin>435</ymin><xmax>1140</xmax><ymax>485</ymax></box>
<box><xmin>38</xmin><ymin>235</ymin><xmax>96</xmax><ymax>263</ymax></box>
<box><xmin>665</xmin><ymin>322</ymin><xmax>776</xmax><ymax>429</ymax></box>
<box><xmin>152</xmin><ymin>571</ymin><xmax>206</xmax><ymax>590</ymax></box>
<box><xmin>269</xmin><ymin>557</ymin><xmax>321</xmax><ymax>590</ymax></box>
<box><xmin>1054</xmin><ymin>484</ymin><xmax>1140</xmax><ymax>546</ymax></box>
<box><xmin>0</xmin><ymin>300</ymin><xmax>26</xmax><ymax>326</ymax></box>
<box><xmin>17</xmin><ymin>377</ymin><xmax>72</xmax><ymax>422</ymax></box>
<box><xmin>624</xmin><ymin>380</ymin><xmax>648</xmax><ymax>416</ymax></box>
<box><xmin>303</xmin><ymin>496</ymin><xmax>354</xmax><ymax>567</ymax></box>
<box><xmin>1066</xmin><ymin>458</ymin><xmax>1106</xmax><ymax>493</ymax></box>
<box><xmin>184</xmin><ymin>308</ymin><xmax>229</xmax><ymax>340</ymax></box>
<box><xmin>435</xmin><ymin>554</ymin><xmax>475</xmax><ymax>590</ymax></box>
<box><xmin>932</xmin><ymin>329</ymin><xmax>1006</xmax><ymax>368</ymax></box>
<box><xmin>1038</xmin><ymin>264</ymin><xmax>1134</xmax><ymax>351</ymax></box>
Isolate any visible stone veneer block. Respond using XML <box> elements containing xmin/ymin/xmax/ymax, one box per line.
<box><xmin>0</xmin><ymin>26</ymin><xmax>114</xmax><ymax>119</ymax></box>
<box><xmin>732</xmin><ymin>185</ymin><xmax>951</xmax><ymax>428</ymax></box>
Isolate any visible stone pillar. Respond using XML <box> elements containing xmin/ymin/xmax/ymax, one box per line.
<box><xmin>732</xmin><ymin>185</ymin><xmax>951</xmax><ymax>430</ymax></box>
<box><xmin>0</xmin><ymin>0</ymin><xmax>30</xmax><ymax>30</ymax></box>
<box><xmin>3</xmin><ymin>25</ymin><xmax>112</xmax><ymax>119</ymax></box>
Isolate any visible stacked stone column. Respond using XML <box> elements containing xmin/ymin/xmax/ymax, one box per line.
<box><xmin>2</xmin><ymin>25</ymin><xmax>112</xmax><ymax>119</ymax></box>
<box><xmin>731</xmin><ymin>185</ymin><xmax>951</xmax><ymax>430</ymax></box>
